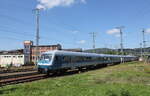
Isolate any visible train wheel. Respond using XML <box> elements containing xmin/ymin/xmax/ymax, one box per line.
<box><xmin>78</xmin><ymin>68</ymin><xmax>81</xmax><ymax>73</ymax></box>
<box><xmin>46</xmin><ymin>71</ymin><xmax>50</xmax><ymax>76</ymax></box>
<box><xmin>38</xmin><ymin>68</ymin><xmax>42</xmax><ymax>74</ymax></box>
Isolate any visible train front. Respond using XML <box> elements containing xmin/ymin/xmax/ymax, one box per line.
<box><xmin>37</xmin><ymin>53</ymin><xmax>54</xmax><ymax>74</ymax></box>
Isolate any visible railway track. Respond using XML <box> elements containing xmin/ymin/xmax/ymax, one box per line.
<box><xmin>0</xmin><ymin>71</ymin><xmax>38</xmax><ymax>80</ymax></box>
<box><xmin>0</xmin><ymin>69</ymin><xmax>82</xmax><ymax>87</ymax></box>
<box><xmin>0</xmin><ymin>64</ymin><xmax>113</xmax><ymax>87</ymax></box>
<box><xmin>0</xmin><ymin>66</ymin><xmax>36</xmax><ymax>74</ymax></box>
<box><xmin>0</xmin><ymin>68</ymin><xmax>36</xmax><ymax>74</ymax></box>
<box><xmin>0</xmin><ymin>70</ymin><xmax>47</xmax><ymax>87</ymax></box>
<box><xmin>0</xmin><ymin>74</ymin><xmax>47</xmax><ymax>87</ymax></box>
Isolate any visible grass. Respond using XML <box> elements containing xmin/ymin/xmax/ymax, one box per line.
<box><xmin>0</xmin><ymin>61</ymin><xmax>150</xmax><ymax>96</ymax></box>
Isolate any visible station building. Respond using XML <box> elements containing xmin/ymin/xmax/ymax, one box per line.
<box><xmin>24</xmin><ymin>40</ymin><xmax>62</xmax><ymax>64</ymax></box>
<box><xmin>0</xmin><ymin>49</ymin><xmax>24</xmax><ymax>67</ymax></box>
<box><xmin>0</xmin><ymin>41</ymin><xmax>62</xmax><ymax>67</ymax></box>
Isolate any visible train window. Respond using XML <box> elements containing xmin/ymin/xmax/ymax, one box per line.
<box><xmin>71</xmin><ymin>56</ymin><xmax>77</xmax><ymax>63</ymax></box>
<box><xmin>92</xmin><ymin>57</ymin><xmax>98</xmax><ymax>61</ymax></box>
<box><xmin>98</xmin><ymin>57</ymin><xmax>103</xmax><ymax>61</ymax></box>
<box><xmin>81</xmin><ymin>56</ymin><xmax>85</xmax><ymax>62</ymax></box>
<box><xmin>107</xmin><ymin>57</ymin><xmax>110</xmax><ymax>61</ymax></box>
<box><xmin>41</xmin><ymin>54</ymin><xmax>52</xmax><ymax>61</ymax></box>
<box><xmin>104</xmin><ymin>57</ymin><xmax>107</xmax><ymax>60</ymax></box>
<box><xmin>76</xmin><ymin>56</ymin><xmax>83</xmax><ymax>62</ymax></box>
<box><xmin>86</xmin><ymin>57</ymin><xmax>92</xmax><ymax>61</ymax></box>
<box><xmin>62</xmin><ymin>56</ymin><xmax>71</xmax><ymax>63</ymax></box>
<box><xmin>70</xmin><ymin>56</ymin><xmax>83</xmax><ymax>63</ymax></box>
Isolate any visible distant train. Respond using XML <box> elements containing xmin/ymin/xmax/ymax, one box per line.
<box><xmin>37</xmin><ymin>50</ymin><xmax>137</xmax><ymax>74</ymax></box>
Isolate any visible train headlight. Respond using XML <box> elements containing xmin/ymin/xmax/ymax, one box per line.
<box><xmin>37</xmin><ymin>63</ymin><xmax>42</xmax><ymax>65</ymax></box>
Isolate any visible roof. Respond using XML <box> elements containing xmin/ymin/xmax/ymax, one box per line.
<box><xmin>62</xmin><ymin>48</ymin><xmax>82</xmax><ymax>52</ymax></box>
<box><xmin>32</xmin><ymin>44</ymin><xmax>61</xmax><ymax>48</ymax></box>
<box><xmin>0</xmin><ymin>49</ymin><xmax>23</xmax><ymax>55</ymax></box>
<box><xmin>0</xmin><ymin>53</ymin><xmax>24</xmax><ymax>55</ymax></box>
<box><xmin>43</xmin><ymin>50</ymin><xmax>136</xmax><ymax>58</ymax></box>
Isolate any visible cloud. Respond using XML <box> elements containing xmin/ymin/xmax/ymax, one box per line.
<box><xmin>36</xmin><ymin>4</ymin><xmax>46</xmax><ymax>9</ymax></box>
<box><xmin>36</xmin><ymin>0</ymin><xmax>87</xmax><ymax>9</ymax></box>
<box><xmin>107</xmin><ymin>29</ymin><xmax>120</xmax><ymax>35</ymax></box>
<box><xmin>106</xmin><ymin>28</ymin><xmax>121</xmax><ymax>38</ymax></box>
<box><xmin>145</xmin><ymin>28</ymin><xmax>150</xmax><ymax>34</ymax></box>
<box><xmin>71</xmin><ymin>30</ymin><xmax>79</xmax><ymax>34</ymax></box>
<box><xmin>81</xmin><ymin>0</ymin><xmax>86</xmax><ymax>4</ymax></box>
<box><xmin>77</xmin><ymin>40</ymin><xmax>86</xmax><ymax>44</ymax></box>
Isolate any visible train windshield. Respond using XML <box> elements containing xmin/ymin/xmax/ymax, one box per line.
<box><xmin>40</xmin><ymin>54</ymin><xmax>52</xmax><ymax>62</ymax></box>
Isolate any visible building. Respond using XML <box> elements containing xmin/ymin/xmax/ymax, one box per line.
<box><xmin>0</xmin><ymin>41</ymin><xmax>62</xmax><ymax>67</ymax></box>
<box><xmin>0</xmin><ymin>50</ymin><xmax>24</xmax><ymax>67</ymax></box>
<box><xmin>23</xmin><ymin>41</ymin><xmax>33</xmax><ymax>64</ymax></box>
<box><xmin>24</xmin><ymin>40</ymin><xmax>62</xmax><ymax>64</ymax></box>
<box><xmin>31</xmin><ymin>45</ymin><xmax>62</xmax><ymax>63</ymax></box>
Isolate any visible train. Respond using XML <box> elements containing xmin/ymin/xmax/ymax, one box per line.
<box><xmin>37</xmin><ymin>50</ymin><xmax>138</xmax><ymax>74</ymax></box>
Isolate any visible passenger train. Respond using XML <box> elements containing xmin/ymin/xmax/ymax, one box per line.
<box><xmin>37</xmin><ymin>50</ymin><xmax>137</xmax><ymax>74</ymax></box>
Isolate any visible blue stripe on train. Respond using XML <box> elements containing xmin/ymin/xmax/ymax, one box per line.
<box><xmin>38</xmin><ymin>65</ymin><xmax>52</xmax><ymax>69</ymax></box>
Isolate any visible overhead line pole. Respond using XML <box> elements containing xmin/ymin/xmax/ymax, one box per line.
<box><xmin>35</xmin><ymin>8</ymin><xmax>41</xmax><ymax>65</ymax></box>
<box><xmin>140</xmin><ymin>43</ymin><xmax>143</xmax><ymax>58</ymax></box>
<box><xmin>142</xmin><ymin>29</ymin><xmax>146</xmax><ymax>57</ymax></box>
<box><xmin>89</xmin><ymin>32</ymin><xmax>96</xmax><ymax>49</ymax></box>
<box><xmin>120</xmin><ymin>29</ymin><xmax>123</xmax><ymax>55</ymax></box>
<box><xmin>116</xmin><ymin>26</ymin><xmax>124</xmax><ymax>63</ymax></box>
<box><xmin>89</xmin><ymin>32</ymin><xmax>97</xmax><ymax>53</ymax></box>
<box><xmin>116</xmin><ymin>26</ymin><xmax>124</xmax><ymax>55</ymax></box>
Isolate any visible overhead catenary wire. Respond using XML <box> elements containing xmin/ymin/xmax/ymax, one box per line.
<box><xmin>0</xmin><ymin>28</ymin><xmax>75</xmax><ymax>47</ymax></box>
<box><xmin>0</xmin><ymin>12</ymin><xmax>80</xmax><ymax>46</ymax></box>
<box><xmin>0</xmin><ymin>5</ymin><xmax>82</xmax><ymax>44</ymax></box>
<box><xmin>0</xmin><ymin>3</ymin><xmax>83</xmax><ymax>50</ymax></box>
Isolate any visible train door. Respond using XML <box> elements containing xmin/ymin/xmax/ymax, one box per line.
<box><xmin>61</xmin><ymin>55</ymin><xmax>71</xmax><ymax>69</ymax></box>
<box><xmin>54</xmin><ymin>55</ymin><xmax>62</xmax><ymax>69</ymax></box>
<box><xmin>70</xmin><ymin>56</ymin><xmax>76</xmax><ymax>69</ymax></box>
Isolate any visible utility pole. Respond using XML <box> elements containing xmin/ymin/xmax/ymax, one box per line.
<box><xmin>34</xmin><ymin>8</ymin><xmax>41</xmax><ymax>65</ymax></box>
<box><xmin>115</xmin><ymin>45</ymin><xmax>119</xmax><ymax>55</ymax></box>
<box><xmin>142</xmin><ymin>29</ymin><xmax>146</xmax><ymax>56</ymax></box>
<box><xmin>89</xmin><ymin>32</ymin><xmax>97</xmax><ymax>49</ymax></box>
<box><xmin>140</xmin><ymin>43</ymin><xmax>143</xmax><ymax>57</ymax></box>
<box><xmin>116</xmin><ymin>26</ymin><xmax>124</xmax><ymax>55</ymax></box>
<box><xmin>116</xmin><ymin>26</ymin><xmax>124</xmax><ymax>63</ymax></box>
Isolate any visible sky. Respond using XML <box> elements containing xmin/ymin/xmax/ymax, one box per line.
<box><xmin>0</xmin><ymin>0</ymin><xmax>150</xmax><ymax>50</ymax></box>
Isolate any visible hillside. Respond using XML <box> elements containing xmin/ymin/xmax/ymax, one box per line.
<box><xmin>0</xmin><ymin>61</ymin><xmax>150</xmax><ymax>96</ymax></box>
<box><xmin>84</xmin><ymin>47</ymin><xmax>150</xmax><ymax>55</ymax></box>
